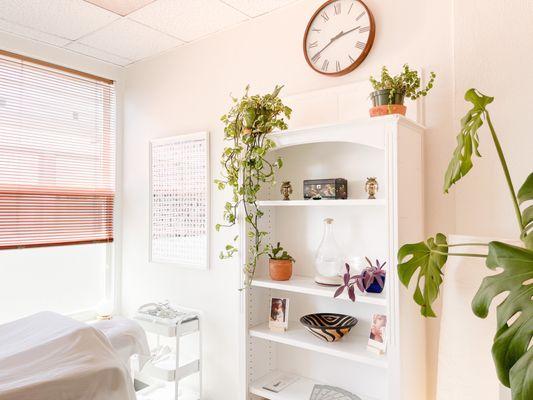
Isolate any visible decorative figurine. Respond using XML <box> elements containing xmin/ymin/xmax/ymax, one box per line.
<box><xmin>280</xmin><ymin>181</ymin><xmax>293</xmax><ymax>201</ymax></box>
<box><xmin>365</xmin><ymin>177</ymin><xmax>379</xmax><ymax>200</ymax></box>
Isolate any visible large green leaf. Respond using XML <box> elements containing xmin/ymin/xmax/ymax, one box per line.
<box><xmin>518</xmin><ymin>172</ymin><xmax>533</xmax><ymax>250</ymax></box>
<box><xmin>472</xmin><ymin>241</ymin><xmax>533</xmax><ymax>398</ymax></box>
<box><xmin>397</xmin><ymin>233</ymin><xmax>448</xmax><ymax>317</ymax></box>
<box><xmin>443</xmin><ymin>89</ymin><xmax>494</xmax><ymax>193</ymax></box>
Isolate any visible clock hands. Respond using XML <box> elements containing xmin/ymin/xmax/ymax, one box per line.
<box><xmin>312</xmin><ymin>25</ymin><xmax>361</xmax><ymax>60</ymax></box>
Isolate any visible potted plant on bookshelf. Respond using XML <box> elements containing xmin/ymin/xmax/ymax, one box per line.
<box><xmin>215</xmin><ymin>85</ymin><xmax>292</xmax><ymax>287</ymax></box>
<box><xmin>334</xmin><ymin>258</ymin><xmax>387</xmax><ymax>301</ymax></box>
<box><xmin>267</xmin><ymin>242</ymin><xmax>295</xmax><ymax>281</ymax></box>
<box><xmin>398</xmin><ymin>89</ymin><xmax>532</xmax><ymax>399</ymax></box>
<box><xmin>369</xmin><ymin>64</ymin><xmax>436</xmax><ymax>117</ymax></box>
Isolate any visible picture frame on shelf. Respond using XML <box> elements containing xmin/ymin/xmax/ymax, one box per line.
<box><xmin>269</xmin><ymin>297</ymin><xmax>289</xmax><ymax>333</ymax></box>
<box><xmin>367</xmin><ymin>313</ymin><xmax>387</xmax><ymax>355</ymax></box>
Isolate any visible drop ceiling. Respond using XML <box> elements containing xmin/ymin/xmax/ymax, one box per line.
<box><xmin>0</xmin><ymin>0</ymin><xmax>298</xmax><ymax>67</ymax></box>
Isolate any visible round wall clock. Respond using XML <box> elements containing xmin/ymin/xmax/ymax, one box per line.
<box><xmin>303</xmin><ymin>0</ymin><xmax>375</xmax><ymax>76</ymax></box>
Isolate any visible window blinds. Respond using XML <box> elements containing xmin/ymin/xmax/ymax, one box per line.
<box><xmin>0</xmin><ymin>51</ymin><xmax>115</xmax><ymax>249</ymax></box>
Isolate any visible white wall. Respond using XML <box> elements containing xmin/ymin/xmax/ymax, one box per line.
<box><xmin>0</xmin><ymin>32</ymin><xmax>124</xmax><ymax>322</ymax></box>
<box><xmin>121</xmin><ymin>1</ymin><xmax>454</xmax><ymax>398</ymax></box>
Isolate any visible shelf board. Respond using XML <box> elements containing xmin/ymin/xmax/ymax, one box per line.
<box><xmin>267</xmin><ymin>115</ymin><xmax>424</xmax><ymax>151</ymax></box>
<box><xmin>256</xmin><ymin>199</ymin><xmax>386</xmax><ymax>207</ymax></box>
<box><xmin>252</xmin><ymin>275</ymin><xmax>387</xmax><ymax>306</ymax></box>
<box><xmin>250</xmin><ymin>370</ymin><xmax>378</xmax><ymax>400</ymax></box>
<box><xmin>249</xmin><ymin>322</ymin><xmax>387</xmax><ymax>369</ymax></box>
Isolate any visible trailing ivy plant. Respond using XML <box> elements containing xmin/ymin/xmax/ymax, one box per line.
<box><xmin>398</xmin><ymin>89</ymin><xmax>533</xmax><ymax>400</ymax></box>
<box><xmin>370</xmin><ymin>64</ymin><xmax>436</xmax><ymax>104</ymax></box>
<box><xmin>215</xmin><ymin>85</ymin><xmax>292</xmax><ymax>287</ymax></box>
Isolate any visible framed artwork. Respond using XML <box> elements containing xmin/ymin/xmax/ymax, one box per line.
<box><xmin>149</xmin><ymin>132</ymin><xmax>210</xmax><ymax>268</ymax></box>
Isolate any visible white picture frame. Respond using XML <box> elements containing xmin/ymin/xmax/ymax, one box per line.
<box><xmin>149</xmin><ymin>132</ymin><xmax>210</xmax><ymax>269</ymax></box>
<box><xmin>269</xmin><ymin>297</ymin><xmax>289</xmax><ymax>332</ymax></box>
<box><xmin>367</xmin><ymin>313</ymin><xmax>387</xmax><ymax>354</ymax></box>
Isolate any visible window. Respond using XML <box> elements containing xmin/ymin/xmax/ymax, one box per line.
<box><xmin>0</xmin><ymin>51</ymin><xmax>115</xmax><ymax>249</ymax></box>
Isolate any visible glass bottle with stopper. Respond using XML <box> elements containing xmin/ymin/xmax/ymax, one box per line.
<box><xmin>314</xmin><ymin>218</ymin><xmax>344</xmax><ymax>286</ymax></box>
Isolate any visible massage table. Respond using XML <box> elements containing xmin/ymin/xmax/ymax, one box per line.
<box><xmin>0</xmin><ymin>311</ymin><xmax>149</xmax><ymax>400</ymax></box>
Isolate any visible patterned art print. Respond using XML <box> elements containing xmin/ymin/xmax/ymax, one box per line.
<box><xmin>150</xmin><ymin>132</ymin><xmax>209</xmax><ymax>268</ymax></box>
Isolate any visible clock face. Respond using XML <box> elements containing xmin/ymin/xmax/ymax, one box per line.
<box><xmin>303</xmin><ymin>0</ymin><xmax>375</xmax><ymax>76</ymax></box>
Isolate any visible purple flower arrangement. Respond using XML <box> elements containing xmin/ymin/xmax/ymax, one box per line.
<box><xmin>334</xmin><ymin>257</ymin><xmax>387</xmax><ymax>301</ymax></box>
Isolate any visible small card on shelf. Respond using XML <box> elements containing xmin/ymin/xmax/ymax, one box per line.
<box><xmin>262</xmin><ymin>373</ymin><xmax>298</xmax><ymax>393</ymax></box>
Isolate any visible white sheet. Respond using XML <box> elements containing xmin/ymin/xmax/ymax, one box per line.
<box><xmin>0</xmin><ymin>312</ymin><xmax>136</xmax><ymax>400</ymax></box>
<box><xmin>92</xmin><ymin>316</ymin><xmax>150</xmax><ymax>368</ymax></box>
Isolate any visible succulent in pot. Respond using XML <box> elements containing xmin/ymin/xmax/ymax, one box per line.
<box><xmin>267</xmin><ymin>242</ymin><xmax>295</xmax><ymax>281</ymax></box>
<box><xmin>369</xmin><ymin>64</ymin><xmax>436</xmax><ymax>117</ymax></box>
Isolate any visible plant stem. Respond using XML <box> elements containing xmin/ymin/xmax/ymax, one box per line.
<box><xmin>437</xmin><ymin>243</ymin><xmax>489</xmax><ymax>248</ymax></box>
<box><xmin>485</xmin><ymin>112</ymin><xmax>523</xmax><ymax>231</ymax></box>
<box><xmin>432</xmin><ymin>249</ymin><xmax>487</xmax><ymax>258</ymax></box>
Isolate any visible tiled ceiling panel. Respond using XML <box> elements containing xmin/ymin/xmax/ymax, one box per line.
<box><xmin>85</xmin><ymin>0</ymin><xmax>156</xmax><ymax>16</ymax></box>
<box><xmin>0</xmin><ymin>19</ymin><xmax>70</xmax><ymax>47</ymax></box>
<box><xmin>128</xmin><ymin>0</ymin><xmax>248</xmax><ymax>42</ymax></box>
<box><xmin>0</xmin><ymin>0</ymin><xmax>302</xmax><ymax>66</ymax></box>
<box><xmin>222</xmin><ymin>0</ymin><xmax>299</xmax><ymax>18</ymax></box>
<box><xmin>78</xmin><ymin>18</ymin><xmax>183</xmax><ymax>61</ymax></box>
<box><xmin>0</xmin><ymin>0</ymin><xmax>118</xmax><ymax>41</ymax></box>
<box><xmin>65</xmin><ymin>42</ymin><xmax>133</xmax><ymax>66</ymax></box>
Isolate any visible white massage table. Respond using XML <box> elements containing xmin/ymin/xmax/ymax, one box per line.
<box><xmin>0</xmin><ymin>312</ymin><xmax>149</xmax><ymax>400</ymax></box>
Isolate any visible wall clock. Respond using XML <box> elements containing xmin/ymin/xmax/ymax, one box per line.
<box><xmin>303</xmin><ymin>0</ymin><xmax>375</xmax><ymax>76</ymax></box>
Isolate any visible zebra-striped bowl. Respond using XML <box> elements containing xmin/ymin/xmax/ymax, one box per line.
<box><xmin>300</xmin><ymin>313</ymin><xmax>358</xmax><ymax>342</ymax></box>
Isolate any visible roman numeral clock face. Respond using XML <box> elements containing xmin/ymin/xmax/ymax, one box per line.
<box><xmin>304</xmin><ymin>0</ymin><xmax>375</xmax><ymax>76</ymax></box>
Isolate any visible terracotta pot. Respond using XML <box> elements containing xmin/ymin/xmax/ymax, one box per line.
<box><xmin>269</xmin><ymin>259</ymin><xmax>293</xmax><ymax>281</ymax></box>
<box><xmin>369</xmin><ymin>104</ymin><xmax>407</xmax><ymax>117</ymax></box>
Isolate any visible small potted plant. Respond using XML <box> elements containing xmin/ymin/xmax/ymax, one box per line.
<box><xmin>267</xmin><ymin>242</ymin><xmax>295</xmax><ymax>281</ymax></box>
<box><xmin>334</xmin><ymin>258</ymin><xmax>387</xmax><ymax>301</ymax></box>
<box><xmin>369</xmin><ymin>64</ymin><xmax>436</xmax><ymax>117</ymax></box>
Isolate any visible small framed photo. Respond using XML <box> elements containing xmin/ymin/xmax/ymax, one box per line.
<box><xmin>269</xmin><ymin>297</ymin><xmax>289</xmax><ymax>332</ymax></box>
<box><xmin>367</xmin><ymin>314</ymin><xmax>387</xmax><ymax>354</ymax></box>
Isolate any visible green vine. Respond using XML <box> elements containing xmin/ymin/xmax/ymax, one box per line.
<box><xmin>215</xmin><ymin>85</ymin><xmax>292</xmax><ymax>287</ymax></box>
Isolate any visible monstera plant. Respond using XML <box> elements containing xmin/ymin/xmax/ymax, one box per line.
<box><xmin>398</xmin><ymin>89</ymin><xmax>532</xmax><ymax>399</ymax></box>
<box><xmin>215</xmin><ymin>85</ymin><xmax>291</xmax><ymax>287</ymax></box>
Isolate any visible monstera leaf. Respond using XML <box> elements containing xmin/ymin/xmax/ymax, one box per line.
<box><xmin>444</xmin><ymin>89</ymin><xmax>494</xmax><ymax>193</ymax></box>
<box><xmin>472</xmin><ymin>242</ymin><xmax>533</xmax><ymax>399</ymax></box>
<box><xmin>397</xmin><ymin>233</ymin><xmax>448</xmax><ymax>317</ymax></box>
<box><xmin>518</xmin><ymin>173</ymin><xmax>533</xmax><ymax>250</ymax></box>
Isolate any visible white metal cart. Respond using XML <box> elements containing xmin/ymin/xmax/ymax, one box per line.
<box><xmin>134</xmin><ymin>304</ymin><xmax>202</xmax><ymax>400</ymax></box>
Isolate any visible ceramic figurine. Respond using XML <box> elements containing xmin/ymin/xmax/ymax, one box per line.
<box><xmin>280</xmin><ymin>181</ymin><xmax>293</xmax><ymax>201</ymax></box>
<box><xmin>365</xmin><ymin>177</ymin><xmax>379</xmax><ymax>200</ymax></box>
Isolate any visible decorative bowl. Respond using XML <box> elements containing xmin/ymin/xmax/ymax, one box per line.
<box><xmin>299</xmin><ymin>313</ymin><xmax>358</xmax><ymax>342</ymax></box>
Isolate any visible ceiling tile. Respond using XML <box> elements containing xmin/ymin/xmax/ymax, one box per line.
<box><xmin>128</xmin><ymin>0</ymin><xmax>248</xmax><ymax>42</ymax></box>
<box><xmin>78</xmin><ymin>18</ymin><xmax>183</xmax><ymax>61</ymax></box>
<box><xmin>222</xmin><ymin>0</ymin><xmax>298</xmax><ymax>17</ymax></box>
<box><xmin>84</xmin><ymin>0</ymin><xmax>156</xmax><ymax>16</ymax></box>
<box><xmin>0</xmin><ymin>19</ymin><xmax>71</xmax><ymax>46</ymax></box>
<box><xmin>65</xmin><ymin>42</ymin><xmax>133</xmax><ymax>66</ymax></box>
<box><xmin>0</xmin><ymin>0</ymin><xmax>118</xmax><ymax>41</ymax></box>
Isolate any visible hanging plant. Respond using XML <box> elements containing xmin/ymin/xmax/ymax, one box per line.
<box><xmin>215</xmin><ymin>85</ymin><xmax>292</xmax><ymax>287</ymax></box>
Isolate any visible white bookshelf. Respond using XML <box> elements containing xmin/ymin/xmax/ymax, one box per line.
<box><xmin>251</xmin><ymin>275</ymin><xmax>387</xmax><ymax>306</ymax></box>
<box><xmin>250</xmin><ymin>371</ymin><xmax>379</xmax><ymax>400</ymax></box>
<box><xmin>256</xmin><ymin>199</ymin><xmax>386</xmax><ymax>207</ymax></box>
<box><xmin>239</xmin><ymin>114</ymin><xmax>426</xmax><ymax>400</ymax></box>
<box><xmin>249</xmin><ymin>322</ymin><xmax>387</xmax><ymax>368</ymax></box>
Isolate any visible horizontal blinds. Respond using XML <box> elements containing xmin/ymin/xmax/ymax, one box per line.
<box><xmin>0</xmin><ymin>53</ymin><xmax>115</xmax><ymax>249</ymax></box>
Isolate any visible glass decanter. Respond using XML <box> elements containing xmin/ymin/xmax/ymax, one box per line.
<box><xmin>314</xmin><ymin>218</ymin><xmax>344</xmax><ymax>286</ymax></box>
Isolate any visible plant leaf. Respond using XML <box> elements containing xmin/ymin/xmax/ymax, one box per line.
<box><xmin>471</xmin><ymin>241</ymin><xmax>533</xmax><ymax>396</ymax></box>
<box><xmin>443</xmin><ymin>89</ymin><xmax>494</xmax><ymax>193</ymax></box>
<box><xmin>518</xmin><ymin>172</ymin><xmax>533</xmax><ymax>250</ymax></box>
<box><xmin>397</xmin><ymin>233</ymin><xmax>448</xmax><ymax>317</ymax></box>
<box><xmin>334</xmin><ymin>285</ymin><xmax>345</xmax><ymax>298</ymax></box>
